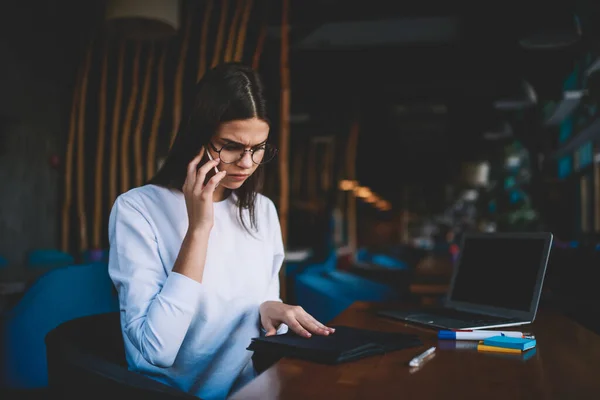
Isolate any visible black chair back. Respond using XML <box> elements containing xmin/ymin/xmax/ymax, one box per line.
<box><xmin>45</xmin><ymin>312</ymin><xmax>197</xmax><ymax>399</ymax></box>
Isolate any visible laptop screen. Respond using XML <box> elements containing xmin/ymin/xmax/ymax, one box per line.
<box><xmin>449</xmin><ymin>236</ymin><xmax>548</xmax><ymax>312</ymax></box>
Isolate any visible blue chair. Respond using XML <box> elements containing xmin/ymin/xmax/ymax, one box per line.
<box><xmin>0</xmin><ymin>255</ymin><xmax>8</xmax><ymax>268</ymax></box>
<box><xmin>27</xmin><ymin>249</ymin><xmax>74</xmax><ymax>269</ymax></box>
<box><xmin>356</xmin><ymin>247</ymin><xmax>408</xmax><ymax>270</ymax></box>
<box><xmin>285</xmin><ymin>249</ymin><xmax>337</xmax><ymax>304</ymax></box>
<box><xmin>0</xmin><ymin>263</ymin><xmax>119</xmax><ymax>389</ymax></box>
<box><xmin>296</xmin><ymin>268</ymin><xmax>400</xmax><ymax>323</ymax></box>
<box><xmin>295</xmin><ymin>250</ymin><xmax>401</xmax><ymax>323</ymax></box>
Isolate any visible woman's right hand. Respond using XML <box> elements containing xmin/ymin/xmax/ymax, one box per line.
<box><xmin>183</xmin><ymin>148</ymin><xmax>227</xmax><ymax>233</ymax></box>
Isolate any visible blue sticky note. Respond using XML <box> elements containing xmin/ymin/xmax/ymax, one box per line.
<box><xmin>483</xmin><ymin>335</ymin><xmax>536</xmax><ymax>351</ymax></box>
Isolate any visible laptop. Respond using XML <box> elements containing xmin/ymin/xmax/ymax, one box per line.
<box><xmin>378</xmin><ymin>232</ymin><xmax>553</xmax><ymax>330</ymax></box>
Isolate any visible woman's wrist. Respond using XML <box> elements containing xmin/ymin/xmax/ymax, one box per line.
<box><xmin>187</xmin><ymin>224</ymin><xmax>212</xmax><ymax>239</ymax></box>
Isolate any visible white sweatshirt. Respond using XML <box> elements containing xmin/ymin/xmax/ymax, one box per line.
<box><xmin>108</xmin><ymin>184</ymin><xmax>286</xmax><ymax>399</ymax></box>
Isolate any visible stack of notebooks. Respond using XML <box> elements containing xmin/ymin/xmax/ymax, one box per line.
<box><xmin>247</xmin><ymin>326</ymin><xmax>422</xmax><ymax>364</ymax></box>
<box><xmin>477</xmin><ymin>335</ymin><xmax>537</xmax><ymax>355</ymax></box>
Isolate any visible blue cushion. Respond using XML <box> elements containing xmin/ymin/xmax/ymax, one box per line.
<box><xmin>27</xmin><ymin>249</ymin><xmax>74</xmax><ymax>269</ymax></box>
<box><xmin>356</xmin><ymin>248</ymin><xmax>370</xmax><ymax>262</ymax></box>
<box><xmin>0</xmin><ymin>256</ymin><xmax>7</xmax><ymax>268</ymax></box>
<box><xmin>371</xmin><ymin>254</ymin><xmax>408</xmax><ymax>270</ymax></box>
<box><xmin>355</xmin><ymin>248</ymin><xmax>408</xmax><ymax>270</ymax></box>
<box><xmin>0</xmin><ymin>263</ymin><xmax>119</xmax><ymax>388</ymax></box>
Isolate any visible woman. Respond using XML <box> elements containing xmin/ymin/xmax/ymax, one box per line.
<box><xmin>108</xmin><ymin>63</ymin><xmax>334</xmax><ymax>399</ymax></box>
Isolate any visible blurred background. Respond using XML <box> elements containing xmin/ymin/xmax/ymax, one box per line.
<box><xmin>2</xmin><ymin>0</ymin><xmax>600</xmax><ymax>396</ymax></box>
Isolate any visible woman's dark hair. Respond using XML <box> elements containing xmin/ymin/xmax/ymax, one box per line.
<box><xmin>148</xmin><ymin>62</ymin><xmax>269</xmax><ymax>232</ymax></box>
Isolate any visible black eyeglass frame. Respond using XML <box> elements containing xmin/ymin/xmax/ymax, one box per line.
<box><xmin>207</xmin><ymin>141</ymin><xmax>278</xmax><ymax>165</ymax></box>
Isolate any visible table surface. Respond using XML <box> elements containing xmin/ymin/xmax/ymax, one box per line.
<box><xmin>232</xmin><ymin>301</ymin><xmax>600</xmax><ymax>399</ymax></box>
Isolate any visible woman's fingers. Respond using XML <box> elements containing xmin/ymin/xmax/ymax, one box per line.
<box><xmin>184</xmin><ymin>151</ymin><xmax>205</xmax><ymax>190</ymax></box>
<box><xmin>306</xmin><ymin>314</ymin><xmax>335</xmax><ymax>334</ymax></box>
<box><xmin>262</xmin><ymin>319</ymin><xmax>277</xmax><ymax>337</ymax></box>
<box><xmin>202</xmin><ymin>170</ymin><xmax>227</xmax><ymax>197</ymax></box>
<box><xmin>282</xmin><ymin>306</ymin><xmax>335</xmax><ymax>338</ymax></box>
<box><xmin>287</xmin><ymin>318</ymin><xmax>312</xmax><ymax>338</ymax></box>
<box><xmin>193</xmin><ymin>158</ymin><xmax>221</xmax><ymax>193</ymax></box>
<box><xmin>298</xmin><ymin>314</ymin><xmax>330</xmax><ymax>336</ymax></box>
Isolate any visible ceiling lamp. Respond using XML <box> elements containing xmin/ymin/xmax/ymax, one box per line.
<box><xmin>519</xmin><ymin>13</ymin><xmax>582</xmax><ymax>50</ymax></box>
<box><xmin>338</xmin><ymin>180</ymin><xmax>358</xmax><ymax>191</ymax></box>
<box><xmin>105</xmin><ymin>0</ymin><xmax>181</xmax><ymax>40</ymax></box>
<box><xmin>375</xmin><ymin>200</ymin><xmax>392</xmax><ymax>211</ymax></box>
<box><xmin>353</xmin><ymin>186</ymin><xmax>372</xmax><ymax>199</ymax></box>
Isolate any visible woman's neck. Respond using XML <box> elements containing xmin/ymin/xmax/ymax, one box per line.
<box><xmin>212</xmin><ymin>185</ymin><xmax>229</xmax><ymax>202</ymax></box>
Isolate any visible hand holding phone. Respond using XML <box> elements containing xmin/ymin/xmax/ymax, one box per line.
<box><xmin>205</xmin><ymin>147</ymin><xmax>219</xmax><ymax>173</ymax></box>
<box><xmin>182</xmin><ymin>148</ymin><xmax>227</xmax><ymax>232</ymax></box>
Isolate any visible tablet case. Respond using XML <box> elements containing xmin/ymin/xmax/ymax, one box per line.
<box><xmin>247</xmin><ymin>325</ymin><xmax>422</xmax><ymax>364</ymax></box>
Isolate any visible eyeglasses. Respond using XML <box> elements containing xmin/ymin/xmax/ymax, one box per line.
<box><xmin>208</xmin><ymin>141</ymin><xmax>278</xmax><ymax>165</ymax></box>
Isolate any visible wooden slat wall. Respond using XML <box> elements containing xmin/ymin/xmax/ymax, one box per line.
<box><xmin>61</xmin><ymin>0</ymin><xmax>268</xmax><ymax>255</ymax></box>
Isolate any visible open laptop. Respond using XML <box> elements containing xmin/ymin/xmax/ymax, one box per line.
<box><xmin>378</xmin><ymin>232</ymin><xmax>553</xmax><ymax>330</ymax></box>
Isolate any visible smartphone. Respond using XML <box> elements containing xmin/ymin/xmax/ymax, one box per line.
<box><xmin>204</xmin><ymin>145</ymin><xmax>219</xmax><ymax>184</ymax></box>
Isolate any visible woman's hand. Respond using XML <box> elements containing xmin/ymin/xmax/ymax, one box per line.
<box><xmin>259</xmin><ymin>301</ymin><xmax>335</xmax><ymax>338</ymax></box>
<box><xmin>183</xmin><ymin>148</ymin><xmax>227</xmax><ymax>233</ymax></box>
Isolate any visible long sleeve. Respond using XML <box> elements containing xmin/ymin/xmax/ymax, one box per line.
<box><xmin>266</xmin><ymin>199</ymin><xmax>285</xmax><ymax>303</ymax></box>
<box><xmin>108</xmin><ymin>196</ymin><xmax>206</xmax><ymax>368</ymax></box>
<box><xmin>261</xmin><ymin>199</ymin><xmax>288</xmax><ymax>334</ymax></box>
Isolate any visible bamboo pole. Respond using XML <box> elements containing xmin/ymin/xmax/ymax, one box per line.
<box><xmin>92</xmin><ymin>41</ymin><xmax>109</xmax><ymax>250</ymax></box>
<box><xmin>211</xmin><ymin>0</ymin><xmax>229</xmax><ymax>68</ymax></box>
<box><xmin>197</xmin><ymin>0</ymin><xmax>214</xmax><ymax>82</ymax></box>
<box><xmin>252</xmin><ymin>0</ymin><xmax>268</xmax><ymax>70</ymax></box>
<box><xmin>109</xmin><ymin>42</ymin><xmax>126</xmax><ymax>207</ymax></box>
<box><xmin>170</xmin><ymin>11</ymin><xmax>193</xmax><ymax>147</ymax></box>
<box><xmin>61</xmin><ymin>65</ymin><xmax>83</xmax><ymax>252</ymax></box>
<box><xmin>120</xmin><ymin>42</ymin><xmax>142</xmax><ymax>194</ymax></box>
<box><xmin>346</xmin><ymin>118</ymin><xmax>359</xmax><ymax>251</ymax></box>
<box><xmin>76</xmin><ymin>44</ymin><xmax>94</xmax><ymax>253</ymax></box>
<box><xmin>234</xmin><ymin>0</ymin><xmax>253</xmax><ymax>61</ymax></box>
<box><xmin>291</xmin><ymin>140</ymin><xmax>302</xmax><ymax>197</ymax></box>
<box><xmin>224</xmin><ymin>0</ymin><xmax>243</xmax><ymax>62</ymax></box>
<box><xmin>147</xmin><ymin>43</ymin><xmax>167</xmax><ymax>180</ymax></box>
<box><xmin>307</xmin><ymin>139</ymin><xmax>317</xmax><ymax>202</ymax></box>
<box><xmin>279</xmin><ymin>0</ymin><xmax>290</xmax><ymax>301</ymax></box>
<box><xmin>322</xmin><ymin>137</ymin><xmax>334</xmax><ymax>192</ymax></box>
<box><xmin>134</xmin><ymin>43</ymin><xmax>155</xmax><ymax>187</ymax></box>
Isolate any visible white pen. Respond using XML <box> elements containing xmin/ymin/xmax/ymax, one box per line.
<box><xmin>408</xmin><ymin>346</ymin><xmax>436</xmax><ymax>368</ymax></box>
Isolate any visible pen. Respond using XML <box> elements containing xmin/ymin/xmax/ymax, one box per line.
<box><xmin>408</xmin><ymin>346</ymin><xmax>436</xmax><ymax>367</ymax></box>
<box><xmin>438</xmin><ymin>330</ymin><xmax>535</xmax><ymax>341</ymax></box>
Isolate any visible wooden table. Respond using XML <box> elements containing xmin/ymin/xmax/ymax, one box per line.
<box><xmin>232</xmin><ymin>302</ymin><xmax>600</xmax><ymax>399</ymax></box>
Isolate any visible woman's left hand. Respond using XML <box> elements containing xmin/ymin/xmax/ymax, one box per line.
<box><xmin>259</xmin><ymin>301</ymin><xmax>335</xmax><ymax>338</ymax></box>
